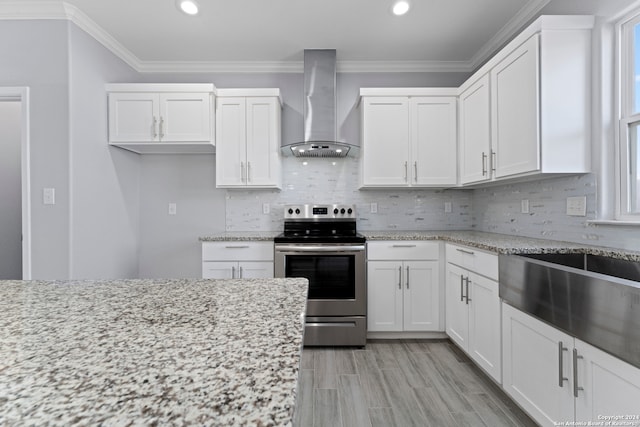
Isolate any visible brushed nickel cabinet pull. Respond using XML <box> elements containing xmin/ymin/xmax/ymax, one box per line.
<box><xmin>558</xmin><ymin>341</ymin><xmax>568</xmax><ymax>387</ymax></box>
<box><xmin>239</xmin><ymin>266</ymin><xmax>243</xmax><ymax>278</ymax></box>
<box><xmin>159</xmin><ymin>117</ymin><xmax>165</xmax><ymax>140</ymax></box>
<box><xmin>491</xmin><ymin>150</ymin><xmax>496</xmax><ymax>172</ymax></box>
<box><xmin>460</xmin><ymin>275</ymin><xmax>464</xmax><ymax>302</ymax></box>
<box><xmin>152</xmin><ymin>117</ymin><xmax>158</xmax><ymax>139</ymax></box>
<box><xmin>231</xmin><ymin>266</ymin><xmax>236</xmax><ymax>279</ymax></box>
<box><xmin>414</xmin><ymin>162</ymin><xmax>418</xmax><ymax>182</ymax></box>
<box><xmin>465</xmin><ymin>277</ymin><xmax>471</xmax><ymax>304</ymax></box>
<box><xmin>573</xmin><ymin>348</ymin><xmax>584</xmax><ymax>397</ymax></box>
<box><xmin>482</xmin><ymin>152</ymin><xmax>487</xmax><ymax>176</ymax></box>
<box><xmin>404</xmin><ymin>161</ymin><xmax>408</xmax><ymax>182</ymax></box>
<box><xmin>398</xmin><ymin>266</ymin><xmax>402</xmax><ymax>290</ymax></box>
<box><xmin>406</xmin><ymin>266</ymin><xmax>410</xmax><ymax>289</ymax></box>
<box><xmin>240</xmin><ymin>162</ymin><xmax>245</xmax><ymax>183</ymax></box>
<box><xmin>247</xmin><ymin>162</ymin><xmax>252</xmax><ymax>183</ymax></box>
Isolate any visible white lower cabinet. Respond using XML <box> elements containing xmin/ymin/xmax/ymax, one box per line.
<box><xmin>201</xmin><ymin>241</ymin><xmax>273</xmax><ymax>279</ymax></box>
<box><xmin>445</xmin><ymin>244</ymin><xmax>501</xmax><ymax>383</ymax></box>
<box><xmin>502</xmin><ymin>303</ymin><xmax>640</xmax><ymax>426</ymax></box>
<box><xmin>367</xmin><ymin>241</ymin><xmax>441</xmax><ymax>333</ymax></box>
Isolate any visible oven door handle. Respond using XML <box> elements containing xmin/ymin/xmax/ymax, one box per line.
<box><xmin>275</xmin><ymin>245</ymin><xmax>365</xmax><ymax>253</ymax></box>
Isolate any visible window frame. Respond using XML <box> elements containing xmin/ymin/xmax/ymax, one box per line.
<box><xmin>617</xmin><ymin>10</ymin><xmax>640</xmax><ymax>221</ymax></box>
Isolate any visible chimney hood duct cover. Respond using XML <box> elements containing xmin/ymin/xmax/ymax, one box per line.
<box><xmin>283</xmin><ymin>49</ymin><xmax>358</xmax><ymax>158</ymax></box>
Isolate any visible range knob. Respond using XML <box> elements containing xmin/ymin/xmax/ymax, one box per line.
<box><xmin>333</xmin><ymin>208</ymin><xmax>339</xmax><ymax>214</ymax></box>
<box><xmin>347</xmin><ymin>208</ymin><xmax>353</xmax><ymax>214</ymax></box>
<box><xmin>295</xmin><ymin>208</ymin><xmax>301</xmax><ymax>215</ymax></box>
<box><xmin>288</xmin><ymin>208</ymin><xmax>294</xmax><ymax>215</ymax></box>
<box><xmin>340</xmin><ymin>208</ymin><xmax>346</xmax><ymax>214</ymax></box>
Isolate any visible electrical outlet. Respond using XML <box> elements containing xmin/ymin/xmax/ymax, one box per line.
<box><xmin>521</xmin><ymin>199</ymin><xmax>530</xmax><ymax>214</ymax></box>
<box><xmin>168</xmin><ymin>203</ymin><xmax>177</xmax><ymax>215</ymax></box>
<box><xmin>370</xmin><ymin>203</ymin><xmax>378</xmax><ymax>213</ymax></box>
<box><xmin>444</xmin><ymin>202</ymin><xmax>452</xmax><ymax>213</ymax></box>
<box><xmin>262</xmin><ymin>203</ymin><xmax>270</xmax><ymax>214</ymax></box>
<box><xmin>566</xmin><ymin>196</ymin><xmax>587</xmax><ymax>216</ymax></box>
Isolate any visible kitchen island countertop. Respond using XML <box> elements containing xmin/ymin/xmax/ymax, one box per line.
<box><xmin>0</xmin><ymin>277</ymin><xmax>308</xmax><ymax>426</ymax></box>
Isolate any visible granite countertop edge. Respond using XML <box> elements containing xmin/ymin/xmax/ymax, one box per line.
<box><xmin>199</xmin><ymin>230</ymin><xmax>640</xmax><ymax>262</ymax></box>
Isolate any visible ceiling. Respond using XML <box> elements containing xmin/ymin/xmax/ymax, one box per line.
<box><xmin>0</xmin><ymin>0</ymin><xmax>633</xmax><ymax>72</ymax></box>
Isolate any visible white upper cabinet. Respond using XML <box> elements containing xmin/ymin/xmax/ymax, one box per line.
<box><xmin>215</xmin><ymin>89</ymin><xmax>282</xmax><ymax>189</ymax></box>
<box><xmin>457</xmin><ymin>15</ymin><xmax>594</xmax><ymax>186</ymax></box>
<box><xmin>107</xmin><ymin>84</ymin><xmax>215</xmax><ymax>154</ymax></box>
<box><xmin>459</xmin><ymin>74</ymin><xmax>491</xmax><ymax>185</ymax></box>
<box><xmin>359</xmin><ymin>88</ymin><xmax>457</xmax><ymax>188</ymax></box>
<box><xmin>491</xmin><ymin>35</ymin><xmax>540</xmax><ymax>178</ymax></box>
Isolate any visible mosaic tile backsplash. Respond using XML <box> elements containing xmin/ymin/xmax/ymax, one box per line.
<box><xmin>224</xmin><ymin>159</ymin><xmax>639</xmax><ymax>251</ymax></box>
<box><xmin>225</xmin><ymin>156</ymin><xmax>473</xmax><ymax>232</ymax></box>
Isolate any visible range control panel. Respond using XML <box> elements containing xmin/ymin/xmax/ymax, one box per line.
<box><xmin>284</xmin><ymin>204</ymin><xmax>356</xmax><ymax>220</ymax></box>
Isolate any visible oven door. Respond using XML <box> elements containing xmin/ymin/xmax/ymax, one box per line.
<box><xmin>274</xmin><ymin>243</ymin><xmax>366</xmax><ymax>317</ymax></box>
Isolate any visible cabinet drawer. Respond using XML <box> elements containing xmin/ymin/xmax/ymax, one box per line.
<box><xmin>367</xmin><ymin>241</ymin><xmax>439</xmax><ymax>260</ymax></box>
<box><xmin>202</xmin><ymin>241</ymin><xmax>274</xmax><ymax>261</ymax></box>
<box><xmin>446</xmin><ymin>243</ymin><xmax>498</xmax><ymax>280</ymax></box>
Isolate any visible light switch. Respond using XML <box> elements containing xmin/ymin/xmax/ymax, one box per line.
<box><xmin>263</xmin><ymin>203</ymin><xmax>270</xmax><ymax>214</ymax></box>
<box><xmin>168</xmin><ymin>203</ymin><xmax>177</xmax><ymax>215</ymax></box>
<box><xmin>444</xmin><ymin>202</ymin><xmax>452</xmax><ymax>213</ymax></box>
<box><xmin>43</xmin><ymin>188</ymin><xmax>55</xmax><ymax>205</ymax></box>
<box><xmin>521</xmin><ymin>199</ymin><xmax>530</xmax><ymax>214</ymax></box>
<box><xmin>370</xmin><ymin>203</ymin><xmax>378</xmax><ymax>213</ymax></box>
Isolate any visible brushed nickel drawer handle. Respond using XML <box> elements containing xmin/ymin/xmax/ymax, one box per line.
<box><xmin>392</xmin><ymin>244</ymin><xmax>417</xmax><ymax>248</ymax></box>
<box><xmin>456</xmin><ymin>248</ymin><xmax>475</xmax><ymax>255</ymax></box>
<box><xmin>225</xmin><ymin>245</ymin><xmax>250</xmax><ymax>249</ymax></box>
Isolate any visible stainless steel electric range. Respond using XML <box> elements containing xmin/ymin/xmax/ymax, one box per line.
<box><xmin>274</xmin><ymin>204</ymin><xmax>366</xmax><ymax>347</ymax></box>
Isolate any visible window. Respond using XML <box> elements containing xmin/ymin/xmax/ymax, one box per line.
<box><xmin>618</xmin><ymin>11</ymin><xmax>640</xmax><ymax>219</ymax></box>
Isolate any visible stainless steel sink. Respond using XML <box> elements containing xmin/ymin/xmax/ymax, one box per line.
<box><xmin>520</xmin><ymin>252</ymin><xmax>640</xmax><ymax>282</ymax></box>
<box><xmin>499</xmin><ymin>252</ymin><xmax>640</xmax><ymax>369</ymax></box>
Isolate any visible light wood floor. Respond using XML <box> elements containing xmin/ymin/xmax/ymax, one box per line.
<box><xmin>293</xmin><ymin>339</ymin><xmax>538</xmax><ymax>427</ymax></box>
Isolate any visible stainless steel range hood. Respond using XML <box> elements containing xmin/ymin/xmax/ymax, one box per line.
<box><xmin>282</xmin><ymin>49</ymin><xmax>358</xmax><ymax>158</ymax></box>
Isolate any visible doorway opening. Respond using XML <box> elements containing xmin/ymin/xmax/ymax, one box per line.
<box><xmin>0</xmin><ymin>88</ymin><xmax>31</xmax><ymax>279</ymax></box>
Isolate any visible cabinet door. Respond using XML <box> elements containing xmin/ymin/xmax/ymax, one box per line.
<box><xmin>367</xmin><ymin>261</ymin><xmax>403</xmax><ymax>332</ymax></box>
<box><xmin>403</xmin><ymin>260</ymin><xmax>440</xmax><ymax>331</ymax></box>
<box><xmin>445</xmin><ymin>263</ymin><xmax>469</xmax><ymax>349</ymax></box>
<box><xmin>216</xmin><ymin>97</ymin><xmax>247</xmax><ymax>187</ymax></box>
<box><xmin>491</xmin><ymin>34</ymin><xmax>540</xmax><ymax>178</ymax></box>
<box><xmin>108</xmin><ymin>92</ymin><xmax>159</xmax><ymax>142</ymax></box>
<box><xmin>360</xmin><ymin>97</ymin><xmax>410</xmax><ymax>187</ymax></box>
<box><xmin>238</xmin><ymin>261</ymin><xmax>274</xmax><ymax>279</ymax></box>
<box><xmin>502</xmin><ymin>303</ymin><xmax>575</xmax><ymax>427</ymax></box>
<box><xmin>159</xmin><ymin>93</ymin><xmax>211</xmax><ymax>142</ymax></box>
<box><xmin>467</xmin><ymin>273</ymin><xmax>501</xmax><ymax>383</ymax></box>
<box><xmin>202</xmin><ymin>261</ymin><xmax>237</xmax><ymax>279</ymax></box>
<box><xmin>245</xmin><ymin>97</ymin><xmax>281</xmax><ymax>187</ymax></box>
<box><xmin>410</xmin><ymin>97</ymin><xmax>457</xmax><ymax>186</ymax></box>
<box><xmin>459</xmin><ymin>74</ymin><xmax>491</xmax><ymax>184</ymax></box>
<box><xmin>575</xmin><ymin>339</ymin><xmax>640</xmax><ymax>423</ymax></box>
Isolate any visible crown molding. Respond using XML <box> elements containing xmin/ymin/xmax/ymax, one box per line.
<box><xmin>0</xmin><ymin>0</ymin><xmax>542</xmax><ymax>74</ymax></box>
<box><xmin>468</xmin><ymin>0</ymin><xmax>551</xmax><ymax>71</ymax></box>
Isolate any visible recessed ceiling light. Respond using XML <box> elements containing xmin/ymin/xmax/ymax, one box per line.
<box><xmin>177</xmin><ymin>0</ymin><xmax>199</xmax><ymax>15</ymax></box>
<box><xmin>392</xmin><ymin>0</ymin><xmax>410</xmax><ymax>16</ymax></box>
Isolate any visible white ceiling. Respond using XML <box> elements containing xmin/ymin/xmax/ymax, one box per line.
<box><xmin>0</xmin><ymin>0</ymin><xmax>633</xmax><ymax>72</ymax></box>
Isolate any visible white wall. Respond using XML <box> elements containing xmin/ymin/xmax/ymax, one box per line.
<box><xmin>0</xmin><ymin>20</ymin><xmax>71</xmax><ymax>279</ymax></box>
<box><xmin>0</xmin><ymin>101</ymin><xmax>22</xmax><ymax>279</ymax></box>
<box><xmin>138</xmin><ymin>155</ymin><xmax>225</xmax><ymax>278</ymax></box>
<box><xmin>67</xmin><ymin>23</ymin><xmax>141</xmax><ymax>279</ymax></box>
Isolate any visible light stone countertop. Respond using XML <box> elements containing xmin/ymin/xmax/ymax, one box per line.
<box><xmin>200</xmin><ymin>231</ymin><xmax>281</xmax><ymax>242</ymax></box>
<box><xmin>199</xmin><ymin>230</ymin><xmax>640</xmax><ymax>262</ymax></box>
<box><xmin>0</xmin><ymin>278</ymin><xmax>308</xmax><ymax>426</ymax></box>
